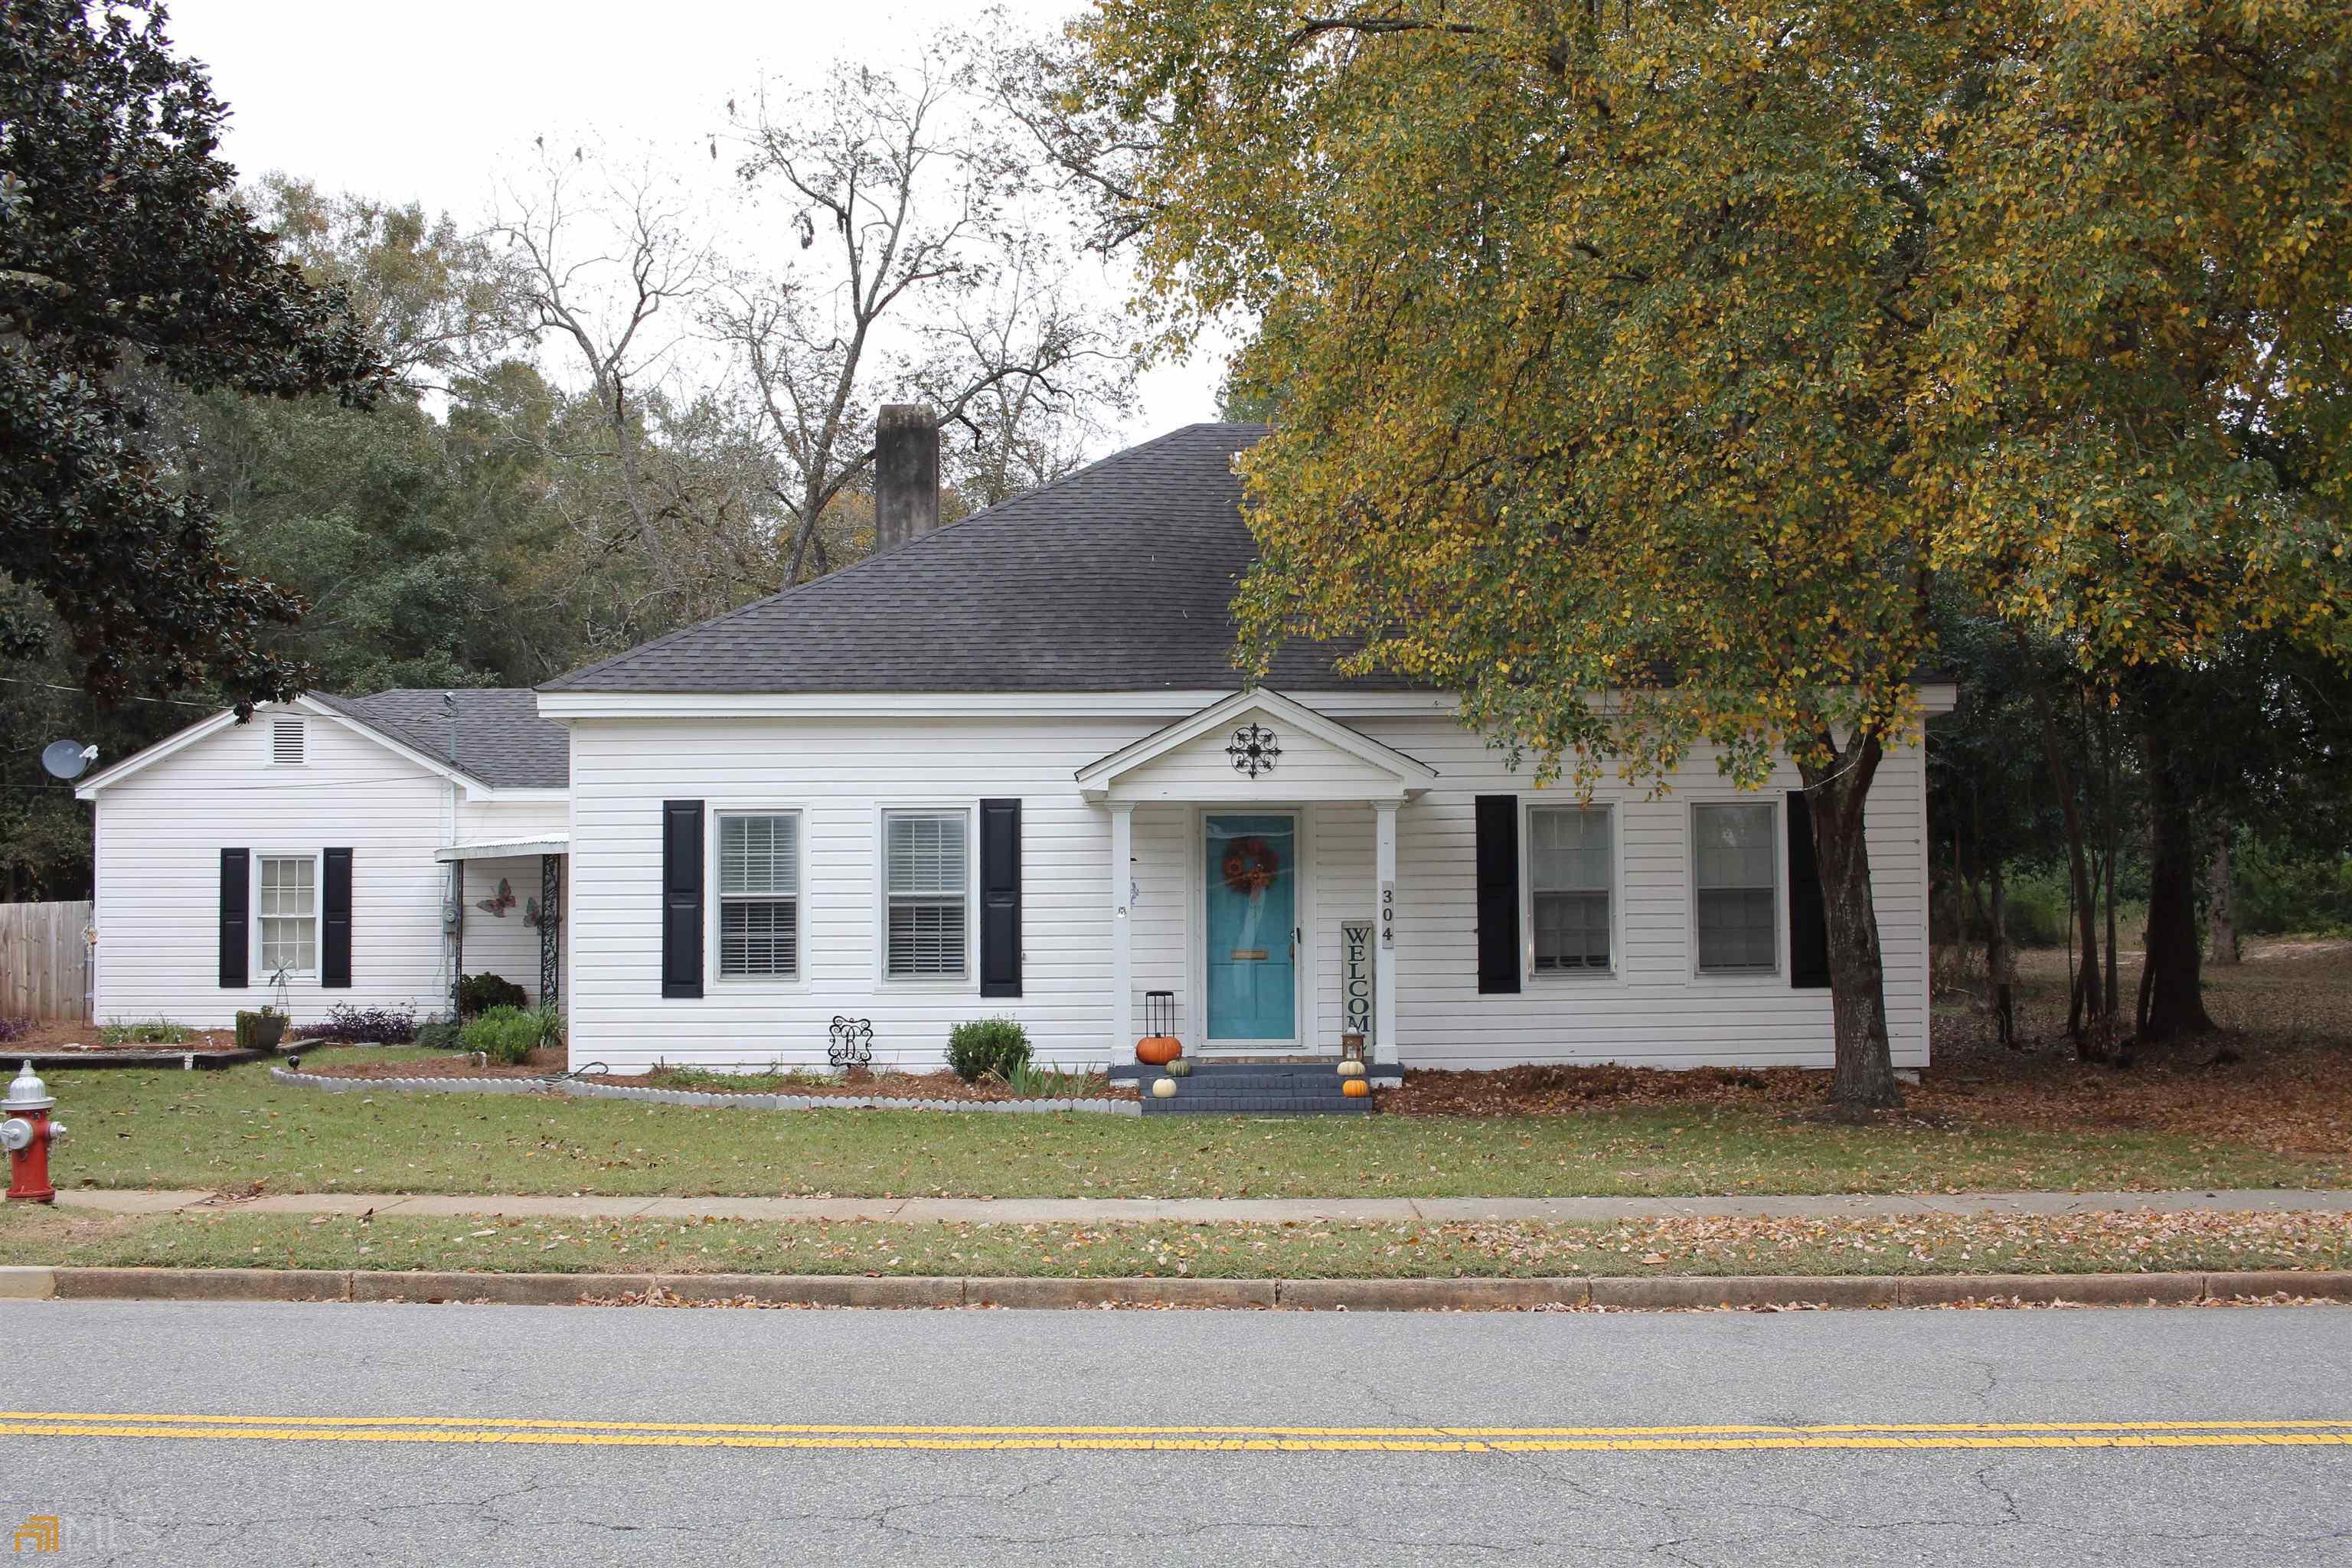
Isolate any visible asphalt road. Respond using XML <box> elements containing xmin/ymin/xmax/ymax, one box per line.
<box><xmin>0</xmin><ymin>1298</ymin><xmax>2344</xmax><ymax>1566</ymax></box>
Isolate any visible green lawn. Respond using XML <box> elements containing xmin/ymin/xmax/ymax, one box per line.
<box><xmin>31</xmin><ymin>1051</ymin><xmax>2350</xmax><ymax>1200</ymax></box>
<box><xmin>4</xmin><ymin>1204</ymin><xmax>2346</xmax><ymax>1281</ymax></box>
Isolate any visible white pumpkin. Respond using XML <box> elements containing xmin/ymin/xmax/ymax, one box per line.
<box><xmin>1151</xmin><ymin>1076</ymin><xmax>1178</xmax><ymax>1099</ymax></box>
<box><xmin>1336</xmin><ymin>1060</ymin><xmax>1367</xmax><ymax>1078</ymax></box>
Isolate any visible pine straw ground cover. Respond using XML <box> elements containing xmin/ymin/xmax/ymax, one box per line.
<box><xmin>2</xmin><ymin>1203</ymin><xmax>2346</xmax><ymax>1281</ymax></box>
<box><xmin>1387</xmin><ymin>937</ymin><xmax>2352</xmax><ymax>1159</ymax></box>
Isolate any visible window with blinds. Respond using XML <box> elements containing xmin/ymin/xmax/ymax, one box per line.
<box><xmin>270</xmin><ymin>717</ymin><xmax>305</xmax><ymax>766</ymax></box>
<box><xmin>1694</xmin><ymin>802</ymin><xmax>1778</xmax><ymax>972</ymax></box>
<box><xmin>1529</xmin><ymin>805</ymin><xmax>1612</xmax><ymax>972</ymax></box>
<box><xmin>884</xmin><ymin>810</ymin><xmax>968</xmax><ymax>978</ymax></box>
<box><xmin>258</xmin><ymin>855</ymin><xmax>317</xmax><ymax>975</ymax></box>
<box><xmin>718</xmin><ymin>813</ymin><xmax>799</xmax><ymax>978</ymax></box>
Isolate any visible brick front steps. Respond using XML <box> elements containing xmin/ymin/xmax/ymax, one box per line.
<box><xmin>1109</xmin><ymin>1059</ymin><xmax>1396</xmax><ymax>1116</ymax></box>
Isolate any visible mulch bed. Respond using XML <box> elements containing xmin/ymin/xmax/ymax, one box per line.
<box><xmin>2</xmin><ymin>1021</ymin><xmax>240</xmax><ymax>1053</ymax></box>
<box><xmin>1382</xmin><ymin>937</ymin><xmax>2352</xmax><ymax>1156</ymax></box>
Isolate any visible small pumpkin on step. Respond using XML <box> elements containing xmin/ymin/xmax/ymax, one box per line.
<box><xmin>1335</xmin><ymin>1059</ymin><xmax>1367</xmax><ymax>1078</ymax></box>
<box><xmin>1341</xmin><ymin>1078</ymin><xmax>1371</xmax><ymax>1099</ymax></box>
<box><xmin>1165</xmin><ymin>1057</ymin><xmax>1194</xmax><ymax>1078</ymax></box>
<box><xmin>1151</xmin><ymin>1076</ymin><xmax>1179</xmax><ymax>1099</ymax></box>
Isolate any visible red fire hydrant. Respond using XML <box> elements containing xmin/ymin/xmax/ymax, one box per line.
<box><xmin>3</xmin><ymin>1062</ymin><xmax>65</xmax><ymax>1204</ymax></box>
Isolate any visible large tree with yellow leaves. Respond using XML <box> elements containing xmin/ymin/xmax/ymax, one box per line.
<box><xmin>1071</xmin><ymin>0</ymin><xmax>2352</xmax><ymax>1109</ymax></box>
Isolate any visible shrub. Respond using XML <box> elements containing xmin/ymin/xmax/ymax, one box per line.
<box><xmin>0</xmin><ymin>1017</ymin><xmax>28</xmax><ymax>1044</ymax></box>
<box><xmin>461</xmin><ymin>1004</ymin><xmax>564</xmax><ymax>1066</ymax></box>
<box><xmin>291</xmin><ymin>1004</ymin><xmax>417</xmax><ymax>1045</ymax></box>
<box><xmin>457</xmin><ymin>972</ymin><xmax>530</xmax><ymax>1018</ymax></box>
<box><xmin>2233</xmin><ymin>838</ymin><xmax>2352</xmax><ymax>938</ymax></box>
<box><xmin>946</xmin><ymin>1017</ymin><xmax>1031</xmax><ymax>1083</ymax></box>
<box><xmin>97</xmin><ymin>1018</ymin><xmax>190</xmax><ymax>1046</ymax></box>
<box><xmin>416</xmin><ymin>1019</ymin><xmax>465</xmax><ymax>1051</ymax></box>
<box><xmin>1998</xmin><ymin>871</ymin><xmax>2073</xmax><ymax>949</ymax></box>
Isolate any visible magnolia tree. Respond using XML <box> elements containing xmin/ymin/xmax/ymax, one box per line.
<box><xmin>1</xmin><ymin>1</ymin><xmax>384</xmax><ymax>709</ymax></box>
<box><xmin>1072</xmin><ymin>0</ymin><xmax>2352</xmax><ymax>1109</ymax></box>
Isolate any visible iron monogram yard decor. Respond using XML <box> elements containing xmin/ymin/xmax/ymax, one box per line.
<box><xmin>828</xmin><ymin>1016</ymin><xmax>874</xmax><ymax>1070</ymax></box>
<box><xmin>1226</xmin><ymin>722</ymin><xmax>1280</xmax><ymax>778</ymax></box>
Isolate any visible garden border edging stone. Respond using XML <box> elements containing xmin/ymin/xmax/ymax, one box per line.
<box><xmin>267</xmin><ymin>1065</ymin><xmax>1142</xmax><ymax>1115</ymax></box>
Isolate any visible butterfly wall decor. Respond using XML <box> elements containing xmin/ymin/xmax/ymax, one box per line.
<box><xmin>475</xmin><ymin>877</ymin><xmax>517</xmax><ymax>917</ymax></box>
<box><xmin>524</xmin><ymin>896</ymin><xmax>555</xmax><ymax>930</ymax></box>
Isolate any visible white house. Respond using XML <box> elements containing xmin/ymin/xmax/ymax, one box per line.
<box><xmin>536</xmin><ymin>417</ymin><xmax>1952</xmax><ymax>1075</ymax></box>
<box><xmin>76</xmin><ymin>689</ymin><xmax>569</xmax><ymax>1027</ymax></box>
<box><xmin>78</xmin><ymin>417</ymin><xmax>1948</xmax><ymax>1072</ymax></box>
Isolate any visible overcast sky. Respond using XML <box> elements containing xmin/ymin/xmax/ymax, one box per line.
<box><xmin>163</xmin><ymin>0</ymin><xmax>1227</xmax><ymax>444</ymax></box>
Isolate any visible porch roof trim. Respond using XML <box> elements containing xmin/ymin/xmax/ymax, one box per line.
<box><xmin>433</xmin><ymin>834</ymin><xmax>570</xmax><ymax>862</ymax></box>
<box><xmin>1075</xmin><ymin>688</ymin><xmax>1436</xmax><ymax>802</ymax></box>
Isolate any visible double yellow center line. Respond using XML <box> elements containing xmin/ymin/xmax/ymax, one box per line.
<box><xmin>3</xmin><ymin>1412</ymin><xmax>2348</xmax><ymax>1455</ymax></box>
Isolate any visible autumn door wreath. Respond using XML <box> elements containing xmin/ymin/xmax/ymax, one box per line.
<box><xmin>1220</xmin><ymin>835</ymin><xmax>1281</xmax><ymax>897</ymax></box>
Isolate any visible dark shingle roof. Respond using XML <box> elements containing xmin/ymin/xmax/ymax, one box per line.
<box><xmin>542</xmin><ymin>423</ymin><xmax>1418</xmax><ymax>695</ymax></box>
<box><xmin>317</xmin><ymin>688</ymin><xmax>568</xmax><ymax>790</ymax></box>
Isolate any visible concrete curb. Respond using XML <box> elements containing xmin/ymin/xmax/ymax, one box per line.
<box><xmin>268</xmin><ymin>1067</ymin><xmax>1142</xmax><ymax>1116</ymax></box>
<box><xmin>5</xmin><ymin>1267</ymin><xmax>2347</xmax><ymax>1311</ymax></box>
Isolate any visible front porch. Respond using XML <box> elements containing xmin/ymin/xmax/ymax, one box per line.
<box><xmin>1076</xmin><ymin>689</ymin><xmax>1436</xmax><ymax>1068</ymax></box>
<box><xmin>433</xmin><ymin>835</ymin><xmax>567</xmax><ymax>1013</ymax></box>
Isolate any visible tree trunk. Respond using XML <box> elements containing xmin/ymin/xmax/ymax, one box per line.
<box><xmin>2034</xmin><ymin>685</ymin><xmax>2104</xmax><ymax>1048</ymax></box>
<box><xmin>2138</xmin><ymin>723</ymin><xmax>2216</xmax><ymax>1043</ymax></box>
<box><xmin>2207</xmin><ymin>826</ymin><xmax>2239</xmax><ymax>965</ymax></box>
<box><xmin>1987</xmin><ymin>861</ymin><xmax>2015</xmax><ymax>1047</ymax></box>
<box><xmin>1799</xmin><ymin>733</ymin><xmax>1902</xmax><ymax>1114</ymax></box>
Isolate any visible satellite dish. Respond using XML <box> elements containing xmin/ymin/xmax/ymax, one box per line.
<box><xmin>40</xmin><ymin>740</ymin><xmax>96</xmax><ymax>781</ymax></box>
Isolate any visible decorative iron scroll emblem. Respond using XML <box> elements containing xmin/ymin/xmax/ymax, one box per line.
<box><xmin>1226</xmin><ymin>723</ymin><xmax>1280</xmax><ymax>778</ymax></box>
<box><xmin>828</xmin><ymin>1016</ymin><xmax>874</xmax><ymax>1070</ymax></box>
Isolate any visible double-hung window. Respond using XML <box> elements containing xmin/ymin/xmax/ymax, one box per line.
<box><xmin>1694</xmin><ymin>802</ymin><xmax>1777</xmax><ymax>972</ymax></box>
<box><xmin>718</xmin><ymin>813</ymin><xmax>800</xmax><ymax>978</ymax></box>
<box><xmin>257</xmin><ymin>856</ymin><xmax>317</xmax><ymax>975</ymax></box>
<box><xmin>884</xmin><ymin>810</ymin><xmax>968</xmax><ymax>979</ymax></box>
<box><xmin>1529</xmin><ymin>805</ymin><xmax>1612</xmax><ymax>973</ymax></box>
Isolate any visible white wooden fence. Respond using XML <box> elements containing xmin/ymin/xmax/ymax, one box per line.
<box><xmin>0</xmin><ymin>901</ymin><xmax>93</xmax><ymax>1021</ymax></box>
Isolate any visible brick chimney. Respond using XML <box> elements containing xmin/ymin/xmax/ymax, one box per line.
<box><xmin>873</xmin><ymin>403</ymin><xmax>939</xmax><ymax>554</ymax></box>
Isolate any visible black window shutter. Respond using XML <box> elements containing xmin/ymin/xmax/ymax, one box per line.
<box><xmin>1787</xmin><ymin>791</ymin><xmax>1831</xmax><ymax>989</ymax></box>
<box><xmin>322</xmin><ymin>848</ymin><xmax>354</xmax><ymax>989</ymax></box>
<box><xmin>978</xmin><ymin>798</ymin><xmax>1022</xmax><ymax>998</ymax></box>
<box><xmin>1474</xmin><ymin>795</ymin><xmax>1521</xmax><ymax>995</ymax></box>
<box><xmin>662</xmin><ymin>800</ymin><xmax>704</xmax><ymax>998</ymax></box>
<box><xmin>219</xmin><ymin>848</ymin><xmax>250</xmax><ymax>988</ymax></box>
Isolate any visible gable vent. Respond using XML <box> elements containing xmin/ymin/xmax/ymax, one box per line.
<box><xmin>270</xmin><ymin>716</ymin><xmax>306</xmax><ymax>766</ymax></box>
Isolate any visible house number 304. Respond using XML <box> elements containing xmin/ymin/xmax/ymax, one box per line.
<box><xmin>1380</xmin><ymin>883</ymin><xmax>1395</xmax><ymax>949</ymax></box>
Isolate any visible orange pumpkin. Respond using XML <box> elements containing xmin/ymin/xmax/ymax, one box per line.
<box><xmin>1341</xmin><ymin>1078</ymin><xmax>1371</xmax><ymax>1099</ymax></box>
<box><xmin>1135</xmin><ymin>1035</ymin><xmax>1184</xmax><ymax>1066</ymax></box>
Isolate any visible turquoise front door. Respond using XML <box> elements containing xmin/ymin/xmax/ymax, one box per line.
<box><xmin>1204</xmin><ymin>812</ymin><xmax>1298</xmax><ymax>1044</ymax></box>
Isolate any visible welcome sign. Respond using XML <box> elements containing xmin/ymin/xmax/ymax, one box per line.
<box><xmin>1341</xmin><ymin>920</ymin><xmax>1376</xmax><ymax>1046</ymax></box>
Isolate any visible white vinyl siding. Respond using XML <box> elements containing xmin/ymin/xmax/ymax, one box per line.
<box><xmin>256</xmin><ymin>855</ymin><xmax>317</xmax><ymax>975</ymax></box>
<box><xmin>1529</xmin><ymin>805</ymin><xmax>1611</xmax><ymax>973</ymax></box>
<box><xmin>1694</xmin><ymin>801</ymin><xmax>1778</xmax><ymax>973</ymax></box>
<box><xmin>87</xmin><ymin>703</ymin><xmax>565</xmax><ymax>1027</ymax></box>
<box><xmin>561</xmin><ymin>710</ymin><xmax>1932</xmax><ymax>1075</ymax></box>
<box><xmin>884</xmin><ymin>810</ymin><xmax>967</xmax><ymax>979</ymax></box>
<box><xmin>718</xmin><ymin>812</ymin><xmax>799</xmax><ymax>978</ymax></box>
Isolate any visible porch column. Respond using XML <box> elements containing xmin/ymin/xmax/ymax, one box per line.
<box><xmin>1375</xmin><ymin>802</ymin><xmax>1399</xmax><ymax>1067</ymax></box>
<box><xmin>1109</xmin><ymin>802</ymin><xmax>1134</xmax><ymax>1055</ymax></box>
